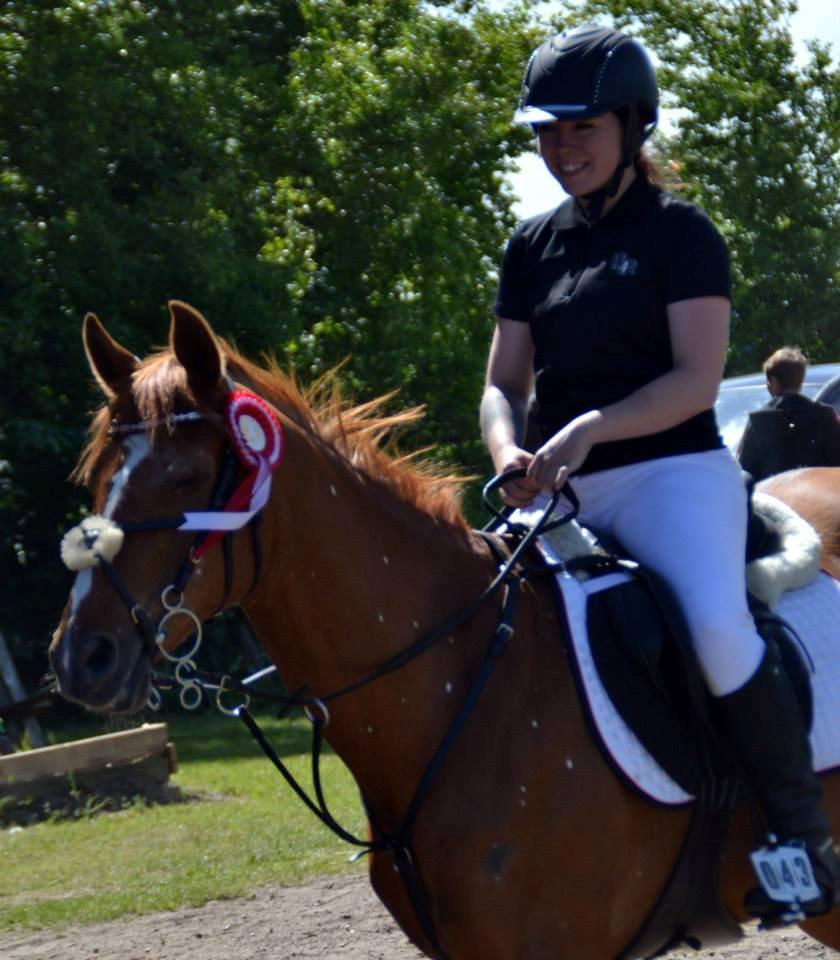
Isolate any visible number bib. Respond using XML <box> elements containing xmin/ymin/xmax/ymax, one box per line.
<box><xmin>750</xmin><ymin>842</ymin><xmax>820</xmax><ymax>904</ymax></box>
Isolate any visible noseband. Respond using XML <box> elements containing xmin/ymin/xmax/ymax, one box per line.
<box><xmin>59</xmin><ymin>389</ymin><xmax>285</xmax><ymax>710</ymax></box>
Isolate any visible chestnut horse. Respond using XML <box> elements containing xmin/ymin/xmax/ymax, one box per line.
<box><xmin>761</xmin><ymin>468</ymin><xmax>840</xmax><ymax>583</ymax></box>
<box><xmin>49</xmin><ymin>301</ymin><xmax>840</xmax><ymax>959</ymax></box>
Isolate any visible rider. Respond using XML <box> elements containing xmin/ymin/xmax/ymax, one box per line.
<box><xmin>480</xmin><ymin>23</ymin><xmax>840</xmax><ymax>924</ymax></box>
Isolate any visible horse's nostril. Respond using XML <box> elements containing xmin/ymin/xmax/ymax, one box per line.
<box><xmin>83</xmin><ymin>634</ymin><xmax>118</xmax><ymax>679</ymax></box>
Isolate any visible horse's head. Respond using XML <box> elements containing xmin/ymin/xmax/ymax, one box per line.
<box><xmin>50</xmin><ymin>301</ymin><xmax>278</xmax><ymax>713</ymax></box>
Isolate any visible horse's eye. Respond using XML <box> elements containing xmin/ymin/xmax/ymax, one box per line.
<box><xmin>166</xmin><ymin>457</ymin><xmax>213</xmax><ymax>495</ymax></box>
<box><xmin>173</xmin><ymin>475</ymin><xmax>201</xmax><ymax>493</ymax></box>
<box><xmin>166</xmin><ymin>466</ymin><xmax>207</xmax><ymax>493</ymax></box>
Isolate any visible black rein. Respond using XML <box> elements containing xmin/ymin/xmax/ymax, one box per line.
<box><xmin>215</xmin><ymin>470</ymin><xmax>578</xmax><ymax>960</ymax></box>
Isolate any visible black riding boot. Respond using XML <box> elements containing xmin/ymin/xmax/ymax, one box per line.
<box><xmin>717</xmin><ymin>645</ymin><xmax>840</xmax><ymax>924</ymax></box>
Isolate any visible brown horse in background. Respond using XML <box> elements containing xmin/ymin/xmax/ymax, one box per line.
<box><xmin>49</xmin><ymin>301</ymin><xmax>840</xmax><ymax>959</ymax></box>
<box><xmin>762</xmin><ymin>468</ymin><xmax>840</xmax><ymax>582</ymax></box>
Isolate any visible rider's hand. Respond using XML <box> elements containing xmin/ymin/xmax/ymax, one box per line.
<box><xmin>528</xmin><ymin>414</ymin><xmax>598</xmax><ymax>492</ymax></box>
<box><xmin>493</xmin><ymin>445</ymin><xmax>541</xmax><ymax>507</ymax></box>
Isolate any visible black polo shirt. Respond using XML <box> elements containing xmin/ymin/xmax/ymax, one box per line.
<box><xmin>495</xmin><ymin>175</ymin><xmax>730</xmax><ymax>473</ymax></box>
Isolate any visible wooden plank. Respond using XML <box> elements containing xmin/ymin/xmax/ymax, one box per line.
<box><xmin>0</xmin><ymin>723</ymin><xmax>169</xmax><ymax>784</ymax></box>
<box><xmin>2</xmin><ymin>753</ymin><xmax>176</xmax><ymax>812</ymax></box>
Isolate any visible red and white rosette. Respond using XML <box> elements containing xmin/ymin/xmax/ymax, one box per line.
<box><xmin>179</xmin><ymin>391</ymin><xmax>285</xmax><ymax>552</ymax></box>
<box><xmin>225</xmin><ymin>390</ymin><xmax>285</xmax><ymax>471</ymax></box>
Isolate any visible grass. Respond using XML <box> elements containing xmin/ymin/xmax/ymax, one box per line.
<box><xmin>0</xmin><ymin>708</ymin><xmax>369</xmax><ymax>933</ymax></box>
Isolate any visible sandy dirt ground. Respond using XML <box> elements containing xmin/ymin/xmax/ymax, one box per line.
<box><xmin>1</xmin><ymin>870</ymin><xmax>838</xmax><ymax>960</ymax></box>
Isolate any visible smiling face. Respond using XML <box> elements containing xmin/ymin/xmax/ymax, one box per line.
<box><xmin>536</xmin><ymin>111</ymin><xmax>627</xmax><ymax>199</ymax></box>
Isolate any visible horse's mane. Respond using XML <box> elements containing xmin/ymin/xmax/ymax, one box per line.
<box><xmin>77</xmin><ymin>340</ymin><xmax>471</xmax><ymax>531</ymax></box>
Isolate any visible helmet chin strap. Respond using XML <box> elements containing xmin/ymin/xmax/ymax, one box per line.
<box><xmin>576</xmin><ymin>105</ymin><xmax>646</xmax><ymax>224</ymax></box>
<box><xmin>577</xmin><ymin>159</ymin><xmax>629</xmax><ymax>224</ymax></box>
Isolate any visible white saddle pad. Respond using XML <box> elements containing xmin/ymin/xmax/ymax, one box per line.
<box><xmin>540</xmin><ymin>536</ymin><xmax>840</xmax><ymax>807</ymax></box>
<box><xmin>777</xmin><ymin>574</ymin><xmax>840</xmax><ymax>775</ymax></box>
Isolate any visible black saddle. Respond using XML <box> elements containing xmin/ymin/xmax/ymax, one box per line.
<box><xmin>566</xmin><ymin>480</ymin><xmax>812</xmax><ymax>794</ymax></box>
<box><xmin>545</xmin><ymin>521</ymin><xmax>813</xmax><ymax>960</ymax></box>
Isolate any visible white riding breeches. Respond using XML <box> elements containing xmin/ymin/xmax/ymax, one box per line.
<box><xmin>564</xmin><ymin>448</ymin><xmax>765</xmax><ymax>697</ymax></box>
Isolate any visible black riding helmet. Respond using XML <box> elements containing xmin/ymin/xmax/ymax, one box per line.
<box><xmin>516</xmin><ymin>25</ymin><xmax>659</xmax><ymax>220</ymax></box>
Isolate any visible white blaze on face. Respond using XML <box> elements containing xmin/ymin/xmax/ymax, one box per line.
<box><xmin>69</xmin><ymin>434</ymin><xmax>151</xmax><ymax>616</ymax></box>
<box><xmin>63</xmin><ymin>567</ymin><xmax>94</xmax><ymax>672</ymax></box>
<box><xmin>104</xmin><ymin>434</ymin><xmax>151</xmax><ymax>518</ymax></box>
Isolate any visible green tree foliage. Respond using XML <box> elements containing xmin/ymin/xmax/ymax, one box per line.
<box><xmin>269</xmin><ymin>0</ymin><xmax>534</xmax><ymax>453</ymax></box>
<box><xmin>0</xmin><ymin>0</ymin><xmax>536</xmax><ymax>669</ymax></box>
<box><xmin>579</xmin><ymin>0</ymin><xmax>840</xmax><ymax>371</ymax></box>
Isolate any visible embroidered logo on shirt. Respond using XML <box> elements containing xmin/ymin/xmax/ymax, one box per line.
<box><xmin>610</xmin><ymin>252</ymin><xmax>639</xmax><ymax>277</ymax></box>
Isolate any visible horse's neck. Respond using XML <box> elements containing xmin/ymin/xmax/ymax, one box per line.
<box><xmin>248</xmin><ymin>467</ymin><xmax>485</xmax><ymax>674</ymax></box>
<box><xmin>243</xmin><ymin>444</ymin><xmax>493</xmax><ymax>814</ymax></box>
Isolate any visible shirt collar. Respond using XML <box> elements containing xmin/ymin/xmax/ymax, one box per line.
<box><xmin>550</xmin><ymin>174</ymin><xmax>658</xmax><ymax>232</ymax></box>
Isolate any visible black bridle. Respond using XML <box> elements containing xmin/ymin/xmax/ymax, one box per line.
<box><xmin>68</xmin><ymin>412</ymin><xmax>265</xmax><ymax>705</ymax></box>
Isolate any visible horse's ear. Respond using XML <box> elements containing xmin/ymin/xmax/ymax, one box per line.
<box><xmin>83</xmin><ymin>313</ymin><xmax>138</xmax><ymax>398</ymax></box>
<box><xmin>168</xmin><ymin>300</ymin><xmax>225</xmax><ymax>392</ymax></box>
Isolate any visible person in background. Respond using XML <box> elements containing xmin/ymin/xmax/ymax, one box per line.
<box><xmin>480</xmin><ymin>24</ymin><xmax>840</xmax><ymax>924</ymax></box>
<box><xmin>737</xmin><ymin>346</ymin><xmax>840</xmax><ymax>482</ymax></box>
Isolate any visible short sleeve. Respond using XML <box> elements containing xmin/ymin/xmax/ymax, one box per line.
<box><xmin>661</xmin><ymin>204</ymin><xmax>731</xmax><ymax>304</ymax></box>
<box><xmin>493</xmin><ymin>226</ymin><xmax>531</xmax><ymax>322</ymax></box>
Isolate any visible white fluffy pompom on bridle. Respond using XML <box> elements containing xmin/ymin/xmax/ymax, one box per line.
<box><xmin>60</xmin><ymin>515</ymin><xmax>125</xmax><ymax>571</ymax></box>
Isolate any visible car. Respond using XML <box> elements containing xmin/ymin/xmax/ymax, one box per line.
<box><xmin>715</xmin><ymin>362</ymin><xmax>840</xmax><ymax>452</ymax></box>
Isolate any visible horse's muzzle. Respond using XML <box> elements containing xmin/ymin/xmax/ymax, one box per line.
<box><xmin>50</xmin><ymin>623</ymin><xmax>151</xmax><ymax>714</ymax></box>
